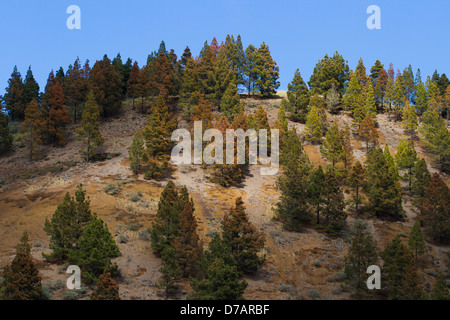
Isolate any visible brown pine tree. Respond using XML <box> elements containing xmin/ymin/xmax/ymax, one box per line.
<box><xmin>190</xmin><ymin>95</ymin><xmax>213</xmax><ymax>131</ymax></box>
<box><xmin>172</xmin><ymin>187</ymin><xmax>203</xmax><ymax>277</ymax></box>
<box><xmin>1</xmin><ymin>232</ymin><xmax>42</xmax><ymax>300</ymax></box>
<box><xmin>127</xmin><ymin>61</ymin><xmax>140</xmax><ymax>110</ymax></box>
<box><xmin>358</xmin><ymin>115</ymin><xmax>379</xmax><ymax>152</ymax></box>
<box><xmin>20</xmin><ymin>99</ymin><xmax>44</xmax><ymax>162</ymax></box>
<box><xmin>418</xmin><ymin>173</ymin><xmax>450</xmax><ymax>244</ymax></box>
<box><xmin>90</xmin><ymin>271</ymin><xmax>120</xmax><ymax>300</ymax></box>
<box><xmin>47</xmin><ymin>80</ymin><xmax>70</xmax><ymax>146</ymax></box>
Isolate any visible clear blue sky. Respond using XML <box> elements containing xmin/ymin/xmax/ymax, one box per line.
<box><xmin>1</xmin><ymin>0</ymin><xmax>449</xmax><ymax>95</ymax></box>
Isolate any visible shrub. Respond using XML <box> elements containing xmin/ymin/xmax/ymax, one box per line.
<box><xmin>129</xmin><ymin>191</ymin><xmax>143</xmax><ymax>202</ymax></box>
<box><xmin>334</xmin><ymin>270</ymin><xmax>347</xmax><ymax>282</ymax></box>
<box><xmin>138</xmin><ymin>230</ymin><xmax>151</xmax><ymax>241</ymax></box>
<box><xmin>118</xmin><ymin>235</ymin><xmax>128</xmax><ymax>244</ymax></box>
<box><xmin>425</xmin><ymin>268</ymin><xmax>438</xmax><ymax>277</ymax></box>
<box><xmin>128</xmin><ymin>223</ymin><xmax>139</xmax><ymax>231</ymax></box>
<box><xmin>33</xmin><ymin>240</ymin><xmax>42</xmax><ymax>247</ymax></box>
<box><xmin>117</xmin><ymin>178</ymin><xmax>134</xmax><ymax>186</ymax></box>
<box><xmin>104</xmin><ymin>183</ymin><xmax>121</xmax><ymax>195</ymax></box>
<box><xmin>308</xmin><ymin>289</ymin><xmax>320</xmax><ymax>300</ymax></box>
<box><xmin>63</xmin><ymin>290</ymin><xmax>81</xmax><ymax>300</ymax></box>
<box><xmin>313</xmin><ymin>259</ymin><xmax>322</xmax><ymax>268</ymax></box>
<box><xmin>0</xmin><ymin>178</ymin><xmax>4</xmax><ymax>186</ymax></box>
<box><xmin>41</xmin><ymin>284</ymin><xmax>53</xmax><ymax>300</ymax></box>
<box><xmin>47</xmin><ymin>279</ymin><xmax>65</xmax><ymax>291</ymax></box>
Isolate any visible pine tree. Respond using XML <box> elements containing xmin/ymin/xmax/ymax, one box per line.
<box><xmin>384</xmin><ymin>144</ymin><xmax>400</xmax><ymax>179</ymax></box>
<box><xmin>23</xmin><ymin>66</ymin><xmax>40</xmax><ymax>106</ymax></box>
<box><xmin>402</xmin><ymin>101</ymin><xmax>418</xmax><ymax>136</ymax></box>
<box><xmin>381</xmin><ymin>235</ymin><xmax>422</xmax><ymax>300</ymax></box>
<box><xmin>308</xmin><ymin>52</ymin><xmax>350</xmax><ymax>96</ymax></box>
<box><xmin>287</xmin><ymin>69</ymin><xmax>309</xmax><ymax>114</ymax></box>
<box><xmin>385</xmin><ymin>78</ymin><xmax>394</xmax><ymax>113</ymax></box>
<box><xmin>1</xmin><ymin>232</ymin><xmax>42</xmax><ymax>300</ymax></box>
<box><xmin>415</xmin><ymin>82</ymin><xmax>428</xmax><ymax>117</ymax></box>
<box><xmin>305</xmin><ymin>106</ymin><xmax>325</xmax><ymax>144</ymax></box>
<box><xmin>172</xmin><ymin>187</ymin><xmax>203</xmax><ymax>278</ymax></box>
<box><xmin>43</xmin><ymin>185</ymin><xmax>94</xmax><ymax>261</ymax></box>
<box><xmin>142</xmin><ymin>93</ymin><xmax>172</xmax><ymax>179</ymax></box>
<box><xmin>431</xmin><ymin>271</ymin><xmax>450</xmax><ymax>300</ymax></box>
<box><xmin>277</xmin><ymin>131</ymin><xmax>313</xmax><ymax>229</ymax></box>
<box><xmin>209</xmin><ymin>116</ymin><xmax>243</xmax><ymax>187</ymax></box>
<box><xmin>365</xmin><ymin>82</ymin><xmax>377</xmax><ymax>119</ymax></box>
<box><xmin>0</xmin><ymin>110</ymin><xmax>13</xmax><ymax>154</ymax></box>
<box><xmin>412</xmin><ymin>158</ymin><xmax>430</xmax><ymax>199</ymax></box>
<box><xmin>64</xmin><ymin>58</ymin><xmax>89</xmax><ymax>123</ymax></box>
<box><xmin>190</xmin><ymin>257</ymin><xmax>247</xmax><ymax>300</ymax></box>
<box><xmin>197</xmin><ymin>39</ymin><xmax>217</xmax><ymax>100</ymax></box>
<box><xmin>220</xmin><ymin>80</ymin><xmax>241</xmax><ymax>120</ymax></box>
<box><xmin>358</xmin><ymin>115</ymin><xmax>379</xmax><ymax>151</ymax></box>
<box><xmin>197</xmin><ymin>233</ymin><xmax>236</xmax><ymax>280</ymax></box>
<box><xmin>68</xmin><ymin>218</ymin><xmax>120</xmax><ymax>283</ymax></box>
<box><xmin>3</xmin><ymin>66</ymin><xmax>25</xmax><ymax>121</ymax></box>
<box><xmin>90</xmin><ymin>271</ymin><xmax>120</xmax><ymax>300</ymax></box>
<box><xmin>222</xmin><ymin>197</ymin><xmax>265</xmax><ymax>274</ymax></box>
<box><xmin>408</xmin><ymin>220</ymin><xmax>425</xmax><ymax>263</ymax></box>
<box><xmin>395</xmin><ymin>138</ymin><xmax>417</xmax><ymax>192</ymax></box>
<box><xmin>90</xmin><ymin>55</ymin><xmax>122</xmax><ymax>117</ymax></box>
<box><xmin>157</xmin><ymin>245</ymin><xmax>182</xmax><ymax>297</ymax></box>
<box><xmin>77</xmin><ymin>90</ymin><xmax>104</xmax><ymax>162</ymax></box>
<box><xmin>326</xmin><ymin>83</ymin><xmax>340</xmax><ymax>113</ymax></box>
<box><xmin>127</xmin><ymin>61</ymin><xmax>140</xmax><ymax>110</ymax></box>
<box><xmin>128</xmin><ymin>129</ymin><xmax>145</xmax><ymax>174</ymax></box>
<box><xmin>344</xmin><ymin>221</ymin><xmax>378</xmax><ymax>297</ymax></box>
<box><xmin>150</xmin><ymin>180</ymin><xmax>182</xmax><ymax>255</ymax></box>
<box><xmin>273</xmin><ymin>104</ymin><xmax>289</xmax><ymax>148</ymax></box>
<box><xmin>254</xmin><ymin>42</ymin><xmax>280</xmax><ymax>97</ymax></box>
<box><xmin>308</xmin><ymin>165</ymin><xmax>325</xmax><ymax>225</ymax></box>
<box><xmin>320</xmin><ymin>123</ymin><xmax>344</xmax><ymax>168</ymax></box>
<box><xmin>393</xmin><ymin>74</ymin><xmax>406</xmax><ymax>121</ymax></box>
<box><xmin>135</xmin><ymin>66</ymin><xmax>150</xmax><ymax>114</ymax></box>
<box><xmin>348</xmin><ymin>161</ymin><xmax>366</xmax><ymax>217</ymax></box>
<box><xmin>322</xmin><ymin>169</ymin><xmax>347</xmax><ymax>236</ymax></box>
<box><xmin>20</xmin><ymin>99</ymin><xmax>44</xmax><ymax>162</ymax></box>
<box><xmin>244</xmin><ymin>44</ymin><xmax>258</xmax><ymax>96</ymax></box>
<box><xmin>214</xmin><ymin>44</ymin><xmax>237</xmax><ymax>106</ymax></box>
<box><xmin>355</xmin><ymin>58</ymin><xmax>369</xmax><ymax>88</ymax></box>
<box><xmin>343</xmin><ymin>71</ymin><xmax>364</xmax><ymax>116</ymax></box>
<box><xmin>365</xmin><ymin>148</ymin><xmax>403</xmax><ymax>219</ymax></box>
<box><xmin>47</xmin><ymin>80</ymin><xmax>70</xmax><ymax>146</ymax></box>
<box><xmin>149</xmin><ymin>51</ymin><xmax>175</xmax><ymax>97</ymax></box>
<box><xmin>418</xmin><ymin>173</ymin><xmax>450</xmax><ymax>244</ymax></box>
<box><xmin>341</xmin><ymin>124</ymin><xmax>354</xmax><ymax>171</ymax></box>
<box><xmin>190</xmin><ymin>95</ymin><xmax>213</xmax><ymax>131</ymax></box>
<box><xmin>180</xmin><ymin>58</ymin><xmax>200</xmax><ymax>115</ymax></box>
<box><xmin>420</xmin><ymin>105</ymin><xmax>450</xmax><ymax>172</ymax></box>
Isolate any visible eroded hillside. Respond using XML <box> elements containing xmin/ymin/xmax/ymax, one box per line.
<box><xmin>0</xmin><ymin>98</ymin><xmax>448</xmax><ymax>300</ymax></box>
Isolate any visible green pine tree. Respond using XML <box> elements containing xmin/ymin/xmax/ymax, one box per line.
<box><xmin>320</xmin><ymin>123</ymin><xmax>344</xmax><ymax>168</ymax></box>
<box><xmin>68</xmin><ymin>218</ymin><xmax>120</xmax><ymax>283</ymax></box>
<box><xmin>43</xmin><ymin>184</ymin><xmax>94</xmax><ymax>261</ymax></box>
<box><xmin>395</xmin><ymin>138</ymin><xmax>417</xmax><ymax>193</ymax></box>
<box><xmin>431</xmin><ymin>271</ymin><xmax>450</xmax><ymax>300</ymax></box>
<box><xmin>222</xmin><ymin>197</ymin><xmax>265</xmax><ymax>274</ymax></box>
<box><xmin>408</xmin><ymin>220</ymin><xmax>425</xmax><ymax>263</ymax></box>
<box><xmin>190</xmin><ymin>257</ymin><xmax>247</xmax><ymax>300</ymax></box>
<box><xmin>128</xmin><ymin>129</ymin><xmax>145</xmax><ymax>174</ymax></box>
<box><xmin>77</xmin><ymin>90</ymin><xmax>104</xmax><ymax>162</ymax></box>
<box><xmin>344</xmin><ymin>221</ymin><xmax>378</xmax><ymax>298</ymax></box>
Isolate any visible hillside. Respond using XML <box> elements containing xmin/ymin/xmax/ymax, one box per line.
<box><xmin>0</xmin><ymin>97</ymin><xmax>448</xmax><ymax>300</ymax></box>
